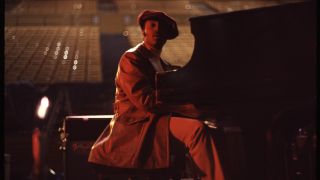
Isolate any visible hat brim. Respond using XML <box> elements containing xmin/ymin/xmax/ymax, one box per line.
<box><xmin>138</xmin><ymin>11</ymin><xmax>179</xmax><ymax>40</ymax></box>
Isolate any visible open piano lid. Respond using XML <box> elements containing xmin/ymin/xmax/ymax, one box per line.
<box><xmin>157</xmin><ymin>1</ymin><xmax>316</xmax><ymax>105</ymax></box>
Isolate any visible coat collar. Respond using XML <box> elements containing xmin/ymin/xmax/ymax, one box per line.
<box><xmin>137</xmin><ymin>42</ymin><xmax>158</xmax><ymax>59</ymax></box>
<box><xmin>128</xmin><ymin>42</ymin><xmax>175</xmax><ymax>71</ymax></box>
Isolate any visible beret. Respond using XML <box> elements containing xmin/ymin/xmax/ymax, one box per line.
<box><xmin>137</xmin><ymin>10</ymin><xmax>179</xmax><ymax>40</ymax></box>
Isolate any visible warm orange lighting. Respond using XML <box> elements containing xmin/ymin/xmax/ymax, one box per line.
<box><xmin>72</xmin><ymin>65</ymin><xmax>77</xmax><ymax>70</ymax></box>
<box><xmin>66</xmin><ymin>115</ymin><xmax>114</xmax><ymax>119</ymax></box>
<box><xmin>122</xmin><ymin>30</ymin><xmax>129</xmax><ymax>36</ymax></box>
<box><xmin>32</xmin><ymin>128</ymin><xmax>41</xmax><ymax>175</ymax></box>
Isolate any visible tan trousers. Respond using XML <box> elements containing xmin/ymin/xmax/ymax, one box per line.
<box><xmin>170</xmin><ymin>117</ymin><xmax>225</xmax><ymax>180</ymax></box>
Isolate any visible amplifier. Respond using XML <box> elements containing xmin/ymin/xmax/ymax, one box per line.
<box><xmin>62</xmin><ymin>115</ymin><xmax>113</xmax><ymax>180</ymax></box>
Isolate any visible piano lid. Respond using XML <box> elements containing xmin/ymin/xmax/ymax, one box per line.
<box><xmin>157</xmin><ymin>1</ymin><xmax>316</xmax><ymax>104</ymax></box>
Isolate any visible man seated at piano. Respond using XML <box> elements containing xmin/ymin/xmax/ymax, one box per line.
<box><xmin>88</xmin><ymin>10</ymin><xmax>225</xmax><ymax>180</ymax></box>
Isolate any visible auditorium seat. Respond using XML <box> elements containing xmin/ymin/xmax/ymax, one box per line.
<box><xmin>5</xmin><ymin>26</ymin><xmax>103</xmax><ymax>84</ymax></box>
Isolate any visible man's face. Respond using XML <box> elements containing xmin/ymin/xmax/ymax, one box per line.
<box><xmin>143</xmin><ymin>20</ymin><xmax>167</xmax><ymax>50</ymax></box>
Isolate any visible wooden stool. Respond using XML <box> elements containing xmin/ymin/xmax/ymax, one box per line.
<box><xmin>89</xmin><ymin>120</ymin><xmax>229</xmax><ymax>180</ymax></box>
<box><xmin>90</xmin><ymin>155</ymin><xmax>198</xmax><ymax>180</ymax></box>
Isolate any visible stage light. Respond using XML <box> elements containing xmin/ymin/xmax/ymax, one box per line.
<box><xmin>36</xmin><ymin>96</ymin><xmax>50</xmax><ymax>119</ymax></box>
<box><xmin>49</xmin><ymin>168</ymin><xmax>56</xmax><ymax>175</ymax></box>
<box><xmin>203</xmin><ymin>120</ymin><xmax>218</xmax><ymax>129</ymax></box>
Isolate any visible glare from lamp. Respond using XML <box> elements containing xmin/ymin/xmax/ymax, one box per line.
<box><xmin>37</xmin><ymin>96</ymin><xmax>50</xmax><ymax>119</ymax></box>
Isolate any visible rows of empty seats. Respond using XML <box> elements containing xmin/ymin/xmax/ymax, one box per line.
<box><xmin>9</xmin><ymin>0</ymin><xmax>97</xmax><ymax>15</ymax></box>
<box><xmin>119</xmin><ymin>1</ymin><xmax>217</xmax><ymax>67</ymax></box>
<box><xmin>116</xmin><ymin>0</ymin><xmax>216</xmax><ymax>16</ymax></box>
<box><xmin>5</xmin><ymin>0</ymin><xmax>99</xmax><ymax>26</ymax></box>
<box><xmin>5</xmin><ymin>26</ymin><xmax>102</xmax><ymax>84</ymax></box>
<box><xmin>5</xmin><ymin>0</ymin><xmax>286</xmax><ymax>86</ymax></box>
<box><xmin>122</xmin><ymin>0</ymin><xmax>289</xmax><ymax>67</ymax></box>
<box><xmin>204</xmin><ymin>0</ymin><xmax>282</xmax><ymax>12</ymax></box>
<box><xmin>126</xmin><ymin>25</ymin><xmax>194</xmax><ymax>67</ymax></box>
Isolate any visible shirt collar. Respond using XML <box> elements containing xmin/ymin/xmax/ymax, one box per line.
<box><xmin>141</xmin><ymin>41</ymin><xmax>162</xmax><ymax>58</ymax></box>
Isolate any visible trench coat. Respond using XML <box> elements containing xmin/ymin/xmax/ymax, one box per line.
<box><xmin>88</xmin><ymin>43</ymin><xmax>200</xmax><ymax>169</ymax></box>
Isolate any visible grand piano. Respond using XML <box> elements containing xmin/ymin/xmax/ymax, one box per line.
<box><xmin>157</xmin><ymin>1</ymin><xmax>316</xmax><ymax>180</ymax></box>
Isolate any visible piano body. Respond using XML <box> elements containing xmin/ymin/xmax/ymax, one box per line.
<box><xmin>157</xmin><ymin>1</ymin><xmax>316</xmax><ymax>180</ymax></box>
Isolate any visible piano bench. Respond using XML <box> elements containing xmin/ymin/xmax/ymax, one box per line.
<box><xmin>94</xmin><ymin>165</ymin><xmax>180</xmax><ymax>180</ymax></box>
<box><xmin>90</xmin><ymin>158</ymin><xmax>198</xmax><ymax>180</ymax></box>
<box><xmin>89</xmin><ymin>121</ymin><xmax>226</xmax><ymax>180</ymax></box>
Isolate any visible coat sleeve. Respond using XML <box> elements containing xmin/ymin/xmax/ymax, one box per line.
<box><xmin>117</xmin><ymin>52</ymin><xmax>157</xmax><ymax>112</ymax></box>
<box><xmin>117</xmin><ymin>52</ymin><xmax>202</xmax><ymax>117</ymax></box>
